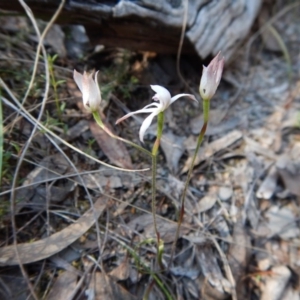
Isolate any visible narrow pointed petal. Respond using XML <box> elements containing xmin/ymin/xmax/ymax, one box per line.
<box><xmin>139</xmin><ymin>110</ymin><xmax>160</xmax><ymax>143</ymax></box>
<box><xmin>170</xmin><ymin>93</ymin><xmax>197</xmax><ymax>104</ymax></box>
<box><xmin>216</xmin><ymin>58</ymin><xmax>225</xmax><ymax>85</ymax></box>
<box><xmin>142</xmin><ymin>102</ymin><xmax>160</xmax><ymax>110</ymax></box>
<box><xmin>87</xmin><ymin>71</ymin><xmax>101</xmax><ymax>111</ymax></box>
<box><xmin>82</xmin><ymin>71</ymin><xmax>92</xmax><ymax>107</ymax></box>
<box><xmin>150</xmin><ymin>85</ymin><xmax>171</xmax><ymax>108</ymax></box>
<box><xmin>115</xmin><ymin>108</ymin><xmax>157</xmax><ymax>124</ymax></box>
<box><xmin>73</xmin><ymin>69</ymin><xmax>83</xmax><ymax>93</ymax></box>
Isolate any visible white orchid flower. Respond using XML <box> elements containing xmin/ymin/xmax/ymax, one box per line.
<box><xmin>73</xmin><ymin>69</ymin><xmax>101</xmax><ymax>112</ymax></box>
<box><xmin>199</xmin><ymin>52</ymin><xmax>224</xmax><ymax>101</ymax></box>
<box><xmin>116</xmin><ymin>85</ymin><xmax>196</xmax><ymax>142</ymax></box>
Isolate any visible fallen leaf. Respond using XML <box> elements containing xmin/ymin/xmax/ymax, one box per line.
<box><xmin>90</xmin><ymin>121</ymin><xmax>133</xmax><ymax>169</ymax></box>
<box><xmin>182</xmin><ymin>130</ymin><xmax>243</xmax><ymax>173</ymax></box>
<box><xmin>85</xmin><ymin>272</ymin><xmax>136</xmax><ymax>300</ymax></box>
<box><xmin>160</xmin><ymin>130</ymin><xmax>185</xmax><ymax>173</ymax></box>
<box><xmin>46</xmin><ymin>271</ymin><xmax>77</xmax><ymax>300</ymax></box>
<box><xmin>193</xmin><ymin>193</ymin><xmax>217</xmax><ymax>214</ymax></box>
<box><xmin>109</xmin><ymin>260</ymin><xmax>131</xmax><ymax>281</ymax></box>
<box><xmin>0</xmin><ymin>197</ymin><xmax>107</xmax><ymax>265</ymax></box>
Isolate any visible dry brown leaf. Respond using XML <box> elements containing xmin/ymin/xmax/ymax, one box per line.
<box><xmin>109</xmin><ymin>260</ymin><xmax>131</xmax><ymax>281</ymax></box>
<box><xmin>46</xmin><ymin>271</ymin><xmax>77</xmax><ymax>300</ymax></box>
<box><xmin>0</xmin><ymin>197</ymin><xmax>107</xmax><ymax>265</ymax></box>
<box><xmin>89</xmin><ymin>121</ymin><xmax>133</xmax><ymax>169</ymax></box>
<box><xmin>193</xmin><ymin>192</ymin><xmax>217</xmax><ymax>214</ymax></box>
<box><xmin>85</xmin><ymin>272</ymin><xmax>136</xmax><ymax>300</ymax></box>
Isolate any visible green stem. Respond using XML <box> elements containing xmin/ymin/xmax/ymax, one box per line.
<box><xmin>49</xmin><ymin>58</ymin><xmax>61</xmax><ymax>121</ymax></box>
<box><xmin>151</xmin><ymin>154</ymin><xmax>159</xmax><ymax>242</ymax></box>
<box><xmin>169</xmin><ymin>99</ymin><xmax>210</xmax><ymax>267</ymax></box>
<box><xmin>117</xmin><ymin>239</ymin><xmax>173</xmax><ymax>300</ymax></box>
<box><xmin>151</xmin><ymin>112</ymin><xmax>164</xmax><ymax>268</ymax></box>
<box><xmin>92</xmin><ymin>111</ymin><xmax>152</xmax><ymax>157</ymax></box>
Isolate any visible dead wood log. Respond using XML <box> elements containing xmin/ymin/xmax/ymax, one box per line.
<box><xmin>0</xmin><ymin>0</ymin><xmax>262</xmax><ymax>59</ymax></box>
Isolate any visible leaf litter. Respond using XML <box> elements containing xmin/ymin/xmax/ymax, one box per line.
<box><xmin>1</xmin><ymin>3</ymin><xmax>300</xmax><ymax>299</ymax></box>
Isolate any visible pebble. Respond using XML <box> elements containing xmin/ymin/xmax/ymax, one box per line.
<box><xmin>218</xmin><ymin>186</ymin><xmax>233</xmax><ymax>201</ymax></box>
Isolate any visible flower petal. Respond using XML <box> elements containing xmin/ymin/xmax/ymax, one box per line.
<box><xmin>73</xmin><ymin>69</ymin><xmax>83</xmax><ymax>93</ymax></box>
<box><xmin>139</xmin><ymin>110</ymin><xmax>160</xmax><ymax>143</ymax></box>
<box><xmin>82</xmin><ymin>71</ymin><xmax>92</xmax><ymax>108</ymax></box>
<box><xmin>115</xmin><ymin>108</ymin><xmax>156</xmax><ymax>124</ymax></box>
<box><xmin>143</xmin><ymin>102</ymin><xmax>160</xmax><ymax>110</ymax></box>
<box><xmin>170</xmin><ymin>93</ymin><xmax>197</xmax><ymax>104</ymax></box>
<box><xmin>150</xmin><ymin>85</ymin><xmax>171</xmax><ymax>109</ymax></box>
<box><xmin>87</xmin><ymin>71</ymin><xmax>101</xmax><ymax>111</ymax></box>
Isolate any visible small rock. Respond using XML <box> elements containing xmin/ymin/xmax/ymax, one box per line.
<box><xmin>218</xmin><ymin>186</ymin><xmax>233</xmax><ymax>201</ymax></box>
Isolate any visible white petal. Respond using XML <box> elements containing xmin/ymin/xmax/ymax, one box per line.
<box><xmin>150</xmin><ymin>85</ymin><xmax>171</xmax><ymax>109</ymax></box>
<box><xmin>170</xmin><ymin>93</ymin><xmax>197</xmax><ymax>104</ymax></box>
<box><xmin>139</xmin><ymin>110</ymin><xmax>160</xmax><ymax>142</ymax></box>
<box><xmin>143</xmin><ymin>102</ymin><xmax>160</xmax><ymax>110</ymax></box>
<box><xmin>73</xmin><ymin>69</ymin><xmax>83</xmax><ymax>93</ymax></box>
<box><xmin>115</xmin><ymin>108</ymin><xmax>156</xmax><ymax>124</ymax></box>
<box><xmin>82</xmin><ymin>71</ymin><xmax>92</xmax><ymax>107</ymax></box>
<box><xmin>88</xmin><ymin>71</ymin><xmax>101</xmax><ymax>111</ymax></box>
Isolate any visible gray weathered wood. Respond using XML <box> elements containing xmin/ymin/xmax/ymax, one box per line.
<box><xmin>0</xmin><ymin>0</ymin><xmax>262</xmax><ymax>59</ymax></box>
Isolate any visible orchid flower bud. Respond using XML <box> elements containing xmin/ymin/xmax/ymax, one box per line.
<box><xmin>199</xmin><ymin>52</ymin><xmax>224</xmax><ymax>101</ymax></box>
<box><xmin>73</xmin><ymin>69</ymin><xmax>101</xmax><ymax>112</ymax></box>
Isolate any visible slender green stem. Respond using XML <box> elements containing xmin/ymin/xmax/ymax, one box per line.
<box><xmin>48</xmin><ymin>56</ymin><xmax>61</xmax><ymax>120</ymax></box>
<box><xmin>151</xmin><ymin>154</ymin><xmax>159</xmax><ymax>243</ymax></box>
<box><xmin>117</xmin><ymin>239</ymin><xmax>173</xmax><ymax>300</ymax></box>
<box><xmin>169</xmin><ymin>99</ymin><xmax>210</xmax><ymax>267</ymax></box>
<box><xmin>151</xmin><ymin>112</ymin><xmax>164</xmax><ymax>268</ymax></box>
<box><xmin>92</xmin><ymin>111</ymin><xmax>152</xmax><ymax>157</ymax></box>
<box><xmin>92</xmin><ymin>111</ymin><xmax>104</xmax><ymax>128</ymax></box>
